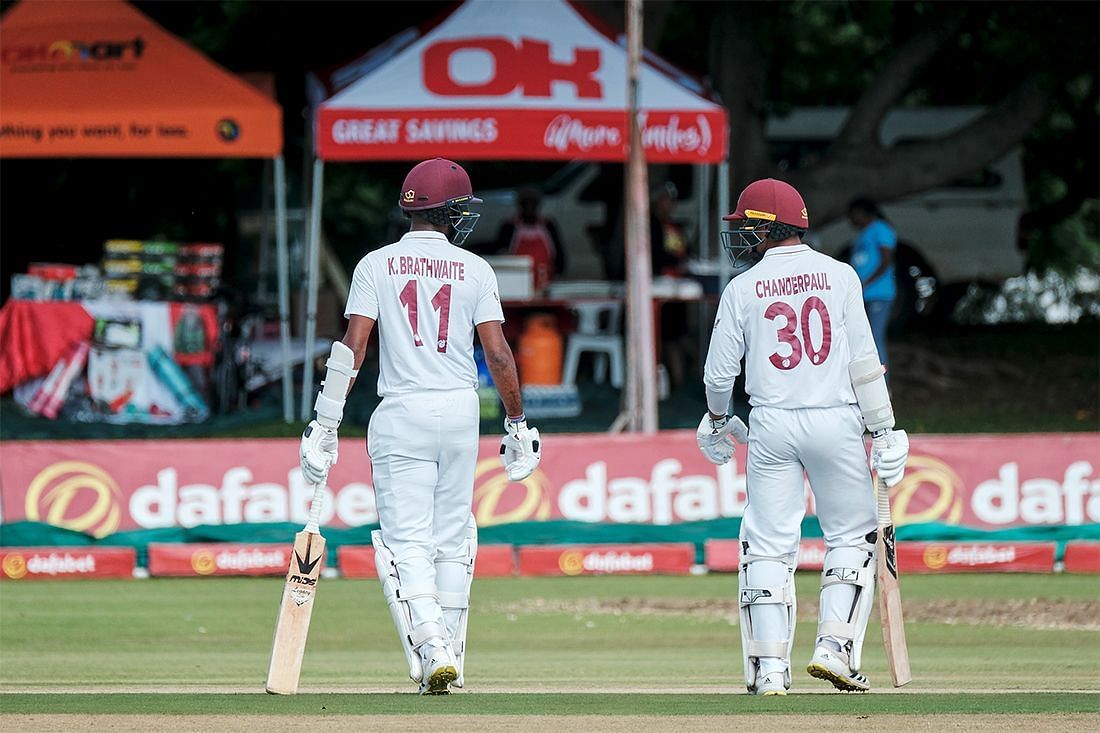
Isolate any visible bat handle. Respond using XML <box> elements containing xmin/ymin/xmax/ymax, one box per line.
<box><xmin>305</xmin><ymin>479</ymin><xmax>326</xmax><ymax>534</ymax></box>
<box><xmin>876</xmin><ymin>476</ymin><xmax>893</xmax><ymax>527</ymax></box>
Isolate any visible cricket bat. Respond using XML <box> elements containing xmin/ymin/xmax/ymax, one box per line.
<box><xmin>875</xmin><ymin>475</ymin><xmax>912</xmax><ymax>687</ymax></box>
<box><xmin>265</xmin><ymin>481</ymin><xmax>327</xmax><ymax>695</ymax></box>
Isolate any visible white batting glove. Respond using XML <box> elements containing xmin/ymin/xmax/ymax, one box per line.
<box><xmin>696</xmin><ymin>413</ymin><xmax>748</xmax><ymax>465</ymax></box>
<box><xmin>500</xmin><ymin>416</ymin><xmax>541</xmax><ymax>481</ymax></box>
<box><xmin>871</xmin><ymin>428</ymin><xmax>909</xmax><ymax>487</ymax></box>
<box><xmin>300</xmin><ymin>419</ymin><xmax>338</xmax><ymax>485</ymax></box>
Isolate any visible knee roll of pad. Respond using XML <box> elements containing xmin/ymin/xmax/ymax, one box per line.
<box><xmin>817</xmin><ymin>545</ymin><xmax>875</xmax><ymax>671</ymax></box>
<box><xmin>435</xmin><ymin>516</ymin><xmax>477</xmax><ymax>688</ymax></box>
<box><xmin>738</xmin><ymin>553</ymin><xmax>797</xmax><ymax>692</ymax></box>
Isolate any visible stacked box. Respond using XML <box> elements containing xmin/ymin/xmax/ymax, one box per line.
<box><xmin>102</xmin><ymin>240</ymin><xmax>144</xmax><ymax>298</ymax></box>
<box><xmin>174</xmin><ymin>243</ymin><xmax>223</xmax><ymax>301</ymax></box>
<box><xmin>24</xmin><ymin>262</ymin><xmax>79</xmax><ymax>300</ymax></box>
<box><xmin>101</xmin><ymin>240</ymin><xmax>182</xmax><ymax>300</ymax></box>
<box><xmin>136</xmin><ymin>241</ymin><xmax>179</xmax><ymax>300</ymax></box>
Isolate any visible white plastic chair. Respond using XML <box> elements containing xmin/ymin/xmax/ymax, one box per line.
<box><xmin>561</xmin><ymin>299</ymin><xmax>624</xmax><ymax>388</ymax></box>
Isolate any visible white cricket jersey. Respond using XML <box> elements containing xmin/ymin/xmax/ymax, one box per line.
<box><xmin>345</xmin><ymin>231</ymin><xmax>504</xmax><ymax>397</ymax></box>
<box><xmin>704</xmin><ymin>244</ymin><xmax>879</xmax><ymax>409</ymax></box>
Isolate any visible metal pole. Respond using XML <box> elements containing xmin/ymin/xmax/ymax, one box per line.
<box><xmin>274</xmin><ymin>156</ymin><xmax>294</xmax><ymax>423</ymax></box>
<box><xmin>301</xmin><ymin>158</ymin><xmax>324</xmax><ymax>421</ymax></box>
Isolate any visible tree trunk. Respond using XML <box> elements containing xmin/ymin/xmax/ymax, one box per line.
<box><xmin>708</xmin><ymin>3</ymin><xmax>770</xmax><ymax>197</ymax></box>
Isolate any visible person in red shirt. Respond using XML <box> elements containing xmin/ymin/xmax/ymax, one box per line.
<box><xmin>495</xmin><ymin>188</ymin><xmax>566</xmax><ymax>293</ymax></box>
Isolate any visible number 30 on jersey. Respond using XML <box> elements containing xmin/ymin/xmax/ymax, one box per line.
<box><xmin>765</xmin><ymin>296</ymin><xmax>832</xmax><ymax>370</ymax></box>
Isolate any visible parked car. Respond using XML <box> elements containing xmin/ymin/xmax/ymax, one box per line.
<box><xmin>468</xmin><ymin>107</ymin><xmax>1028</xmax><ymax>325</ymax></box>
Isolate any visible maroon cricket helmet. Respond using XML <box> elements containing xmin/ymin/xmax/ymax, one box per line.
<box><xmin>399</xmin><ymin>158</ymin><xmax>482</xmax><ymax>211</ymax></box>
<box><xmin>724</xmin><ymin>178</ymin><xmax>809</xmax><ymax>229</ymax></box>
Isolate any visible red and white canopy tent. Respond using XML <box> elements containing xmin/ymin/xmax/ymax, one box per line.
<box><xmin>304</xmin><ymin>0</ymin><xmax>730</xmax><ymax>427</ymax></box>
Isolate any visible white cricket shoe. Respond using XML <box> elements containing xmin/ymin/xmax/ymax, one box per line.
<box><xmin>418</xmin><ymin>642</ymin><xmax>458</xmax><ymax>696</ymax></box>
<box><xmin>806</xmin><ymin>645</ymin><xmax>870</xmax><ymax>692</ymax></box>
<box><xmin>753</xmin><ymin>670</ymin><xmax>788</xmax><ymax>697</ymax></box>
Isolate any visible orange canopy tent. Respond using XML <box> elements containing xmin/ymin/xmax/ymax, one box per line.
<box><xmin>0</xmin><ymin>0</ymin><xmax>280</xmax><ymax>158</ymax></box>
<box><xmin>0</xmin><ymin>0</ymin><xmax>294</xmax><ymax>419</ymax></box>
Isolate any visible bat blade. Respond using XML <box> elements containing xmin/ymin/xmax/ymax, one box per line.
<box><xmin>876</xmin><ymin>478</ymin><xmax>912</xmax><ymax>687</ymax></box>
<box><xmin>265</xmin><ymin>529</ymin><xmax>326</xmax><ymax>695</ymax></box>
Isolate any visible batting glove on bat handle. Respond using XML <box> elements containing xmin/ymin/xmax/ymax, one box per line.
<box><xmin>300</xmin><ymin>419</ymin><xmax>338</xmax><ymax>486</ymax></box>
<box><xmin>872</xmin><ymin>428</ymin><xmax>909</xmax><ymax>488</ymax></box>
<box><xmin>696</xmin><ymin>413</ymin><xmax>748</xmax><ymax>465</ymax></box>
<box><xmin>500</xmin><ymin>417</ymin><xmax>541</xmax><ymax>481</ymax></box>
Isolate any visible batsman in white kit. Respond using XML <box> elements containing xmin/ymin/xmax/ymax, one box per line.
<box><xmin>698</xmin><ymin>179</ymin><xmax>910</xmax><ymax>695</ymax></box>
<box><xmin>299</xmin><ymin>158</ymin><xmax>541</xmax><ymax>695</ymax></box>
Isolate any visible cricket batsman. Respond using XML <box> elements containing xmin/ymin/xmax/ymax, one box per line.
<box><xmin>698</xmin><ymin>179</ymin><xmax>909</xmax><ymax>695</ymax></box>
<box><xmin>299</xmin><ymin>158</ymin><xmax>540</xmax><ymax>694</ymax></box>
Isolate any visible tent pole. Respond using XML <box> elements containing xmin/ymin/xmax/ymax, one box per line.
<box><xmin>718</xmin><ymin>159</ymin><xmax>731</xmax><ymax>289</ymax></box>
<box><xmin>621</xmin><ymin>0</ymin><xmax>658</xmax><ymax>434</ymax></box>
<box><xmin>274</xmin><ymin>156</ymin><xmax>294</xmax><ymax>423</ymax></box>
<box><xmin>696</xmin><ymin>164</ymin><xmax>710</xmax><ymax>260</ymax></box>
<box><xmin>301</xmin><ymin>158</ymin><xmax>325</xmax><ymax>421</ymax></box>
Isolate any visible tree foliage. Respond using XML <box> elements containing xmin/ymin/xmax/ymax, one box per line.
<box><xmin>0</xmin><ymin>0</ymin><xmax>1094</xmax><ymax>287</ymax></box>
<box><xmin>599</xmin><ymin>1</ymin><xmax>1097</xmax><ymax>272</ymax></box>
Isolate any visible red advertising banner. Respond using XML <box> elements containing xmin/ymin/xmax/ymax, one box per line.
<box><xmin>1</xmin><ymin>432</ymin><xmax>1097</xmax><ymax>536</ymax></box>
<box><xmin>319</xmin><ymin>108</ymin><xmax>727</xmax><ymax>163</ymax></box>
<box><xmin>147</xmin><ymin>542</ymin><xmax>292</xmax><ymax>577</ymax></box>
<box><xmin>1063</xmin><ymin>542</ymin><xmax>1100</xmax><ymax>573</ymax></box>
<box><xmin>477</xmin><ymin>545</ymin><xmax>517</xmax><ymax>577</ymax></box>
<box><xmin>337</xmin><ymin>545</ymin><xmax>376</xmax><ymax>579</ymax></box>
<box><xmin>897</xmin><ymin>542</ymin><xmax>1056</xmax><ymax>574</ymax></box>
<box><xmin>703</xmin><ymin>539</ymin><xmax>740</xmax><ymax>572</ymax></box>
<box><xmin>0</xmin><ymin>546</ymin><xmax>134</xmax><ymax>580</ymax></box>
<box><xmin>339</xmin><ymin>544</ymin><xmax>515</xmax><ymax>579</ymax></box>
<box><xmin>704</xmin><ymin>538</ymin><xmax>827</xmax><ymax>572</ymax></box>
<box><xmin>518</xmin><ymin>543</ymin><xmax>695</xmax><ymax>577</ymax></box>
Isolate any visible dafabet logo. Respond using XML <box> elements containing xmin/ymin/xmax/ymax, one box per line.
<box><xmin>25</xmin><ymin>461</ymin><xmax>123</xmax><ymax>538</ymax></box>
<box><xmin>473</xmin><ymin>458</ymin><xmax>552</xmax><ymax>526</ymax></box>
<box><xmin>2</xmin><ymin>554</ymin><xmax>28</xmax><ymax>579</ymax></box>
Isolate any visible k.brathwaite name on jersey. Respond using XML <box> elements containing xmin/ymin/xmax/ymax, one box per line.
<box><xmin>387</xmin><ymin>256</ymin><xmax>466</xmax><ymax>281</ymax></box>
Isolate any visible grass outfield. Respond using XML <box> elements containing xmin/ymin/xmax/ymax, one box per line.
<box><xmin>1</xmin><ymin>574</ymin><xmax>1097</xmax><ymax>724</ymax></box>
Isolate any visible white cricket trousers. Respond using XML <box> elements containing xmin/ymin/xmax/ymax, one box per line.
<box><xmin>742</xmin><ymin>404</ymin><xmax>876</xmax><ymax>556</ymax></box>
<box><xmin>368</xmin><ymin>388</ymin><xmax>480</xmax><ymax>629</ymax></box>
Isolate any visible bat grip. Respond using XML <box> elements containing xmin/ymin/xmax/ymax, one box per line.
<box><xmin>305</xmin><ymin>480</ymin><xmax>325</xmax><ymax>534</ymax></box>
<box><xmin>876</xmin><ymin>477</ymin><xmax>893</xmax><ymax>527</ymax></box>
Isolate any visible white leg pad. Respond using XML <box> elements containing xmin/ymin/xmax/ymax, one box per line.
<box><xmin>817</xmin><ymin>544</ymin><xmax>876</xmax><ymax>671</ymax></box>
<box><xmin>739</xmin><ymin>552</ymin><xmax>797</xmax><ymax>692</ymax></box>
<box><xmin>435</xmin><ymin>516</ymin><xmax>477</xmax><ymax>687</ymax></box>
<box><xmin>372</xmin><ymin>530</ymin><xmax>445</xmax><ymax>683</ymax></box>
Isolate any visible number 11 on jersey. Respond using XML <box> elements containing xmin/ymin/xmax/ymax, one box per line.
<box><xmin>399</xmin><ymin>279</ymin><xmax>451</xmax><ymax>353</ymax></box>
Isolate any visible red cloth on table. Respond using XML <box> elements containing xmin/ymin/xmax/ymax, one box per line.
<box><xmin>0</xmin><ymin>299</ymin><xmax>94</xmax><ymax>393</ymax></box>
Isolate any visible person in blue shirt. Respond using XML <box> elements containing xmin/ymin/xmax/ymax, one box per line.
<box><xmin>847</xmin><ymin>198</ymin><xmax>896</xmax><ymax>370</ymax></box>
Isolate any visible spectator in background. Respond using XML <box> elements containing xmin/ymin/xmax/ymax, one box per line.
<box><xmin>651</xmin><ymin>180</ymin><xmax>688</xmax><ymax>277</ymax></box>
<box><xmin>650</xmin><ymin>180</ymin><xmax>693</xmax><ymax>390</ymax></box>
<box><xmin>847</xmin><ymin>197</ymin><xmax>897</xmax><ymax>370</ymax></box>
<box><xmin>495</xmin><ymin>188</ymin><xmax>565</xmax><ymax>293</ymax></box>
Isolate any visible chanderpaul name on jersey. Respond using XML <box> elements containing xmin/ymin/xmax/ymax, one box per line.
<box><xmin>755</xmin><ymin>272</ymin><xmax>832</xmax><ymax>299</ymax></box>
<box><xmin>388</xmin><ymin>256</ymin><xmax>466</xmax><ymax>281</ymax></box>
